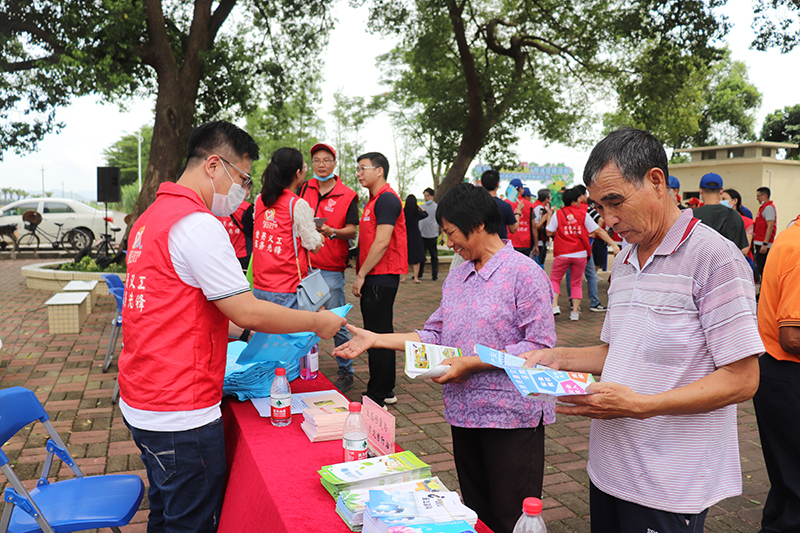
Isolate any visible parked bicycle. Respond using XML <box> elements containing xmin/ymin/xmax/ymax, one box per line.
<box><xmin>16</xmin><ymin>210</ymin><xmax>92</xmax><ymax>251</ymax></box>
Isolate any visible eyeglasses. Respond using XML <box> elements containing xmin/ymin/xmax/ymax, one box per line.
<box><xmin>215</xmin><ymin>156</ymin><xmax>252</xmax><ymax>188</ymax></box>
<box><xmin>312</xmin><ymin>158</ymin><xmax>335</xmax><ymax>165</ymax></box>
<box><xmin>356</xmin><ymin>166</ymin><xmax>379</xmax><ymax>175</ymax></box>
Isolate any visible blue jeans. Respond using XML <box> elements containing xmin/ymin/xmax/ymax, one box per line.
<box><xmin>252</xmin><ymin>288</ymin><xmax>297</xmax><ymax>309</ymax></box>
<box><xmin>318</xmin><ymin>269</ymin><xmax>353</xmax><ymax>375</ymax></box>
<box><xmin>566</xmin><ymin>254</ymin><xmax>600</xmax><ymax>308</ymax></box>
<box><xmin>125</xmin><ymin>417</ymin><xmax>227</xmax><ymax>533</ymax></box>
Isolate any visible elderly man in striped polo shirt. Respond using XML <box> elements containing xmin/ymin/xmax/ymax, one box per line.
<box><xmin>524</xmin><ymin>127</ymin><xmax>764</xmax><ymax>532</ymax></box>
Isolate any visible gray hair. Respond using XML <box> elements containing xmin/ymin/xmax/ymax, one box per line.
<box><xmin>583</xmin><ymin>128</ymin><xmax>668</xmax><ymax>188</ymax></box>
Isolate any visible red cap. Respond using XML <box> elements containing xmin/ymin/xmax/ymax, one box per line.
<box><xmin>275</xmin><ymin>367</ymin><xmax>286</xmax><ymax>376</ymax></box>
<box><xmin>310</xmin><ymin>143</ymin><xmax>336</xmax><ymax>159</ymax></box>
<box><xmin>687</xmin><ymin>197</ymin><xmax>701</xmax><ymax>205</ymax></box>
<box><xmin>522</xmin><ymin>497</ymin><xmax>542</xmax><ymax>515</ymax></box>
<box><xmin>349</xmin><ymin>402</ymin><xmax>362</xmax><ymax>412</ymax></box>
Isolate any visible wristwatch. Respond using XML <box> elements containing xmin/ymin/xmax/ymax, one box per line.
<box><xmin>329</xmin><ymin>229</ymin><xmax>337</xmax><ymax>240</ymax></box>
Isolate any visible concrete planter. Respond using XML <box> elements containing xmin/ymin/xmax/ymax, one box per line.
<box><xmin>21</xmin><ymin>261</ymin><xmax>126</xmax><ymax>295</ymax></box>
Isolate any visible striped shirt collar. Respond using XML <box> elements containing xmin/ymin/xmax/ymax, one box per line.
<box><xmin>622</xmin><ymin>208</ymin><xmax>699</xmax><ymax>269</ymax></box>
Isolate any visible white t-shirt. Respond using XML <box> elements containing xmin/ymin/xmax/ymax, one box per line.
<box><xmin>546</xmin><ymin>211</ymin><xmax>599</xmax><ymax>258</ymax></box>
<box><xmin>120</xmin><ymin>212</ymin><xmax>251</xmax><ymax>432</ymax></box>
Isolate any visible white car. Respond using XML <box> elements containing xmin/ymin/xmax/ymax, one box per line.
<box><xmin>0</xmin><ymin>198</ymin><xmax>119</xmax><ymax>250</ymax></box>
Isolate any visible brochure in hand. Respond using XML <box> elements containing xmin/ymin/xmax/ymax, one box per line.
<box><xmin>336</xmin><ymin>477</ymin><xmax>447</xmax><ymax>531</ymax></box>
<box><xmin>404</xmin><ymin>341</ymin><xmax>463</xmax><ymax>379</ymax></box>
<box><xmin>319</xmin><ymin>451</ymin><xmax>432</xmax><ymax>500</ymax></box>
<box><xmin>474</xmin><ymin>343</ymin><xmax>596</xmax><ymax>402</ymax></box>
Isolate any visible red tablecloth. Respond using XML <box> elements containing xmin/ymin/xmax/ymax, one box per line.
<box><xmin>218</xmin><ymin>374</ymin><xmax>493</xmax><ymax>533</ymax></box>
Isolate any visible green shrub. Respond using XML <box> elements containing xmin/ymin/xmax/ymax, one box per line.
<box><xmin>58</xmin><ymin>255</ymin><xmax>126</xmax><ymax>273</ymax></box>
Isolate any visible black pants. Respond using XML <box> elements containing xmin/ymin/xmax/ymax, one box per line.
<box><xmin>451</xmin><ymin>423</ymin><xmax>545</xmax><ymax>533</ymax></box>
<box><xmin>590</xmin><ymin>483</ymin><xmax>708</xmax><ymax>533</ymax></box>
<box><xmin>419</xmin><ymin>237</ymin><xmax>439</xmax><ymax>280</ymax></box>
<box><xmin>514</xmin><ymin>246</ymin><xmax>532</xmax><ymax>257</ymax></box>
<box><xmin>360</xmin><ymin>284</ymin><xmax>398</xmax><ymax>405</ymax></box>
<box><xmin>536</xmin><ymin>243</ymin><xmax>547</xmax><ymax>266</ymax></box>
<box><xmin>753</xmin><ymin>353</ymin><xmax>800</xmax><ymax>532</ymax></box>
<box><xmin>755</xmin><ymin>247</ymin><xmax>771</xmax><ymax>283</ymax></box>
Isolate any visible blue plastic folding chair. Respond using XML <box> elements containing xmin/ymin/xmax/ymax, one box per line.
<box><xmin>101</xmin><ymin>274</ymin><xmax>125</xmax><ymax>373</ymax></box>
<box><xmin>0</xmin><ymin>387</ymin><xmax>144</xmax><ymax>533</ymax></box>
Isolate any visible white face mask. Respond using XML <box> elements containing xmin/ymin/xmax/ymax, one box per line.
<box><xmin>211</xmin><ymin>162</ymin><xmax>247</xmax><ymax>217</ymax></box>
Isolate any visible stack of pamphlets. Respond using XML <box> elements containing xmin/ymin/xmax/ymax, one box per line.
<box><xmin>300</xmin><ymin>391</ymin><xmax>352</xmax><ymax>442</ymax></box>
<box><xmin>336</xmin><ymin>477</ymin><xmax>447</xmax><ymax>531</ymax></box>
<box><xmin>404</xmin><ymin>341</ymin><xmax>463</xmax><ymax>379</ymax></box>
<box><xmin>319</xmin><ymin>451</ymin><xmax>432</xmax><ymax>500</ymax></box>
<box><xmin>386</xmin><ymin>521</ymin><xmax>477</xmax><ymax>533</ymax></box>
<box><xmin>475</xmin><ymin>343</ymin><xmax>596</xmax><ymax>402</ymax></box>
<box><xmin>362</xmin><ymin>488</ymin><xmax>478</xmax><ymax>533</ymax></box>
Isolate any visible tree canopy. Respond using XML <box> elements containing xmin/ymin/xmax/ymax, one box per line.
<box><xmin>604</xmin><ymin>48</ymin><xmax>762</xmax><ymax>151</ymax></box>
<box><xmin>360</xmin><ymin>0</ymin><xmax>730</xmax><ymax>197</ymax></box>
<box><xmin>102</xmin><ymin>125</ymin><xmax>154</xmax><ymax>187</ymax></box>
<box><xmin>761</xmin><ymin>104</ymin><xmax>800</xmax><ymax>159</ymax></box>
<box><xmin>752</xmin><ymin>0</ymin><xmax>800</xmax><ymax>52</ymax></box>
<box><xmin>1</xmin><ymin>0</ymin><xmax>334</xmax><ymax>225</ymax></box>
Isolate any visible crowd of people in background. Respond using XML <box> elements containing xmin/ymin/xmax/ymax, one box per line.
<box><xmin>117</xmin><ymin>120</ymin><xmax>799</xmax><ymax>533</ymax></box>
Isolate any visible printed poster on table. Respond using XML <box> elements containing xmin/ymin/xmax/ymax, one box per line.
<box><xmin>474</xmin><ymin>344</ymin><xmax>596</xmax><ymax>402</ymax></box>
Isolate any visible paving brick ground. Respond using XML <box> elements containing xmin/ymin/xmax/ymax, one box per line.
<box><xmin>0</xmin><ymin>255</ymin><xmax>769</xmax><ymax>532</ymax></box>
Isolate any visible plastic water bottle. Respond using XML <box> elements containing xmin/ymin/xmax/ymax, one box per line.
<box><xmin>270</xmin><ymin>367</ymin><xmax>291</xmax><ymax>427</ymax></box>
<box><xmin>299</xmin><ymin>344</ymin><xmax>319</xmax><ymax>380</ymax></box>
<box><xmin>512</xmin><ymin>497</ymin><xmax>546</xmax><ymax>533</ymax></box>
<box><xmin>342</xmin><ymin>402</ymin><xmax>368</xmax><ymax>462</ymax></box>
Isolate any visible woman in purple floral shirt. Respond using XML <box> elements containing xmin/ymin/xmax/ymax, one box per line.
<box><xmin>334</xmin><ymin>183</ymin><xmax>556</xmax><ymax>533</ymax></box>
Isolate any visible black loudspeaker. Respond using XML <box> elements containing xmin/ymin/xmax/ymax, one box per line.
<box><xmin>97</xmin><ymin>167</ymin><xmax>122</xmax><ymax>203</ymax></box>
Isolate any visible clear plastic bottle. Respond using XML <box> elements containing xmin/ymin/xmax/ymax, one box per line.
<box><xmin>342</xmin><ymin>402</ymin><xmax>368</xmax><ymax>462</ymax></box>
<box><xmin>270</xmin><ymin>367</ymin><xmax>292</xmax><ymax>427</ymax></box>
<box><xmin>299</xmin><ymin>344</ymin><xmax>319</xmax><ymax>380</ymax></box>
<box><xmin>512</xmin><ymin>497</ymin><xmax>546</xmax><ymax>533</ymax></box>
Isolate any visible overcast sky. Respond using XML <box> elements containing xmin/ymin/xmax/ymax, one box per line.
<box><xmin>1</xmin><ymin>0</ymin><xmax>798</xmax><ymax>200</ymax></box>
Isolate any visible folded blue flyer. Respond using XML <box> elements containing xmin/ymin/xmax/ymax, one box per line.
<box><xmin>474</xmin><ymin>344</ymin><xmax>596</xmax><ymax>402</ymax></box>
<box><xmin>235</xmin><ymin>304</ymin><xmax>352</xmax><ymax>365</ymax></box>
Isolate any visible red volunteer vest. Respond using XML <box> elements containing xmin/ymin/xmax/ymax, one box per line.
<box><xmin>217</xmin><ymin>200</ymin><xmax>251</xmax><ymax>258</ymax></box>
<box><xmin>358</xmin><ymin>183</ymin><xmax>408</xmax><ymax>275</ymax></box>
<box><xmin>509</xmin><ymin>198</ymin><xmax>534</xmax><ymax>248</ymax></box>
<box><xmin>299</xmin><ymin>177</ymin><xmax>357</xmax><ymax>271</ymax></box>
<box><xmin>253</xmin><ymin>190</ymin><xmax>308</xmax><ymax>293</ymax></box>
<box><xmin>754</xmin><ymin>200</ymin><xmax>776</xmax><ymax>243</ymax></box>
<box><xmin>741</xmin><ymin>214</ymin><xmax>755</xmax><ymax>260</ymax></box>
<box><xmin>553</xmin><ymin>204</ymin><xmax>592</xmax><ymax>257</ymax></box>
<box><xmin>119</xmin><ymin>183</ymin><xmax>228</xmax><ymax>411</ymax></box>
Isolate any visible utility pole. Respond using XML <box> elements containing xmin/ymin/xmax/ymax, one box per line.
<box><xmin>41</xmin><ymin>165</ymin><xmax>46</xmax><ymax>197</ymax></box>
<box><xmin>135</xmin><ymin>130</ymin><xmax>143</xmax><ymax>191</ymax></box>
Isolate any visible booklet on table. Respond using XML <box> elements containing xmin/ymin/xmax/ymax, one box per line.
<box><xmin>474</xmin><ymin>343</ymin><xmax>596</xmax><ymax>402</ymax></box>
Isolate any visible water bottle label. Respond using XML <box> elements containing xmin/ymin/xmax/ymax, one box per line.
<box><xmin>271</xmin><ymin>396</ymin><xmax>290</xmax><ymax>420</ymax></box>
<box><xmin>309</xmin><ymin>350</ymin><xmax>319</xmax><ymax>372</ymax></box>
<box><xmin>343</xmin><ymin>437</ymin><xmax>368</xmax><ymax>461</ymax></box>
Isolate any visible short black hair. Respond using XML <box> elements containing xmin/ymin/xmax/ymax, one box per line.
<box><xmin>357</xmin><ymin>152</ymin><xmax>390</xmax><ymax>180</ymax></box>
<box><xmin>537</xmin><ymin>188</ymin><xmax>551</xmax><ymax>202</ymax></box>
<box><xmin>480</xmin><ymin>170</ymin><xmax>500</xmax><ymax>191</ymax></box>
<box><xmin>583</xmin><ymin>128</ymin><xmax>668</xmax><ymax>188</ymax></box>
<box><xmin>562</xmin><ymin>187</ymin><xmax>581</xmax><ymax>206</ymax></box>
<box><xmin>423</xmin><ymin>187</ymin><xmax>435</xmax><ymax>197</ymax></box>
<box><xmin>573</xmin><ymin>184</ymin><xmax>587</xmax><ymax>196</ymax></box>
<box><xmin>436</xmin><ymin>183</ymin><xmax>500</xmax><ymax>237</ymax></box>
<box><xmin>186</xmin><ymin>121</ymin><xmax>260</xmax><ymax>167</ymax></box>
<box><xmin>757</xmin><ymin>186</ymin><xmax>771</xmax><ymax>198</ymax></box>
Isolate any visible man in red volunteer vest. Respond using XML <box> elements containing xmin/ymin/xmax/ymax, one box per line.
<box><xmin>119</xmin><ymin>121</ymin><xmax>344</xmax><ymax>532</ymax></box>
<box><xmin>754</xmin><ymin>186</ymin><xmax>776</xmax><ymax>283</ymax></box>
<box><xmin>217</xmin><ymin>197</ymin><xmax>252</xmax><ymax>270</ymax></box>
<box><xmin>353</xmin><ymin>152</ymin><xmax>407</xmax><ymax>406</ymax></box>
<box><xmin>509</xmin><ymin>187</ymin><xmax>537</xmax><ymax>256</ymax></box>
<box><xmin>299</xmin><ymin>142</ymin><xmax>360</xmax><ymax>392</ymax></box>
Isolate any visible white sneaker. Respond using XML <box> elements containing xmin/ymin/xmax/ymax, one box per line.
<box><xmin>570</xmin><ymin>311</ymin><xmax>580</xmax><ymax>321</ymax></box>
<box><xmin>553</xmin><ymin>306</ymin><xmax>561</xmax><ymax>316</ymax></box>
